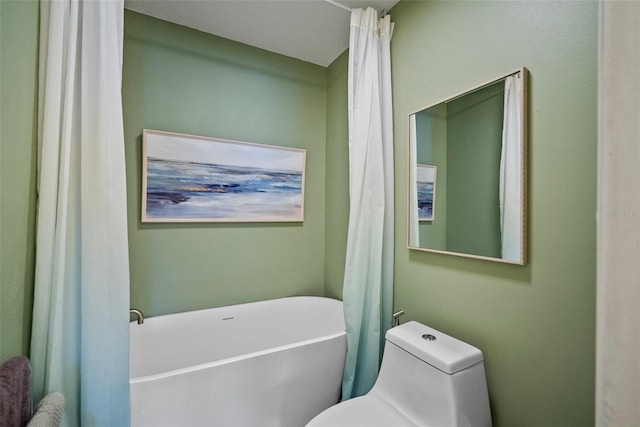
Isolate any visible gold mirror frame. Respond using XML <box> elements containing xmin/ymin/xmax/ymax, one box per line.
<box><xmin>407</xmin><ymin>67</ymin><xmax>528</xmax><ymax>265</ymax></box>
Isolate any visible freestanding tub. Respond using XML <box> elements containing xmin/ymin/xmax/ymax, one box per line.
<box><xmin>130</xmin><ymin>296</ymin><xmax>346</xmax><ymax>426</ymax></box>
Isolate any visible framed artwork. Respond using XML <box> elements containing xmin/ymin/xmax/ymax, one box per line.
<box><xmin>416</xmin><ymin>164</ymin><xmax>437</xmax><ymax>221</ymax></box>
<box><xmin>142</xmin><ymin>129</ymin><xmax>306</xmax><ymax>222</ymax></box>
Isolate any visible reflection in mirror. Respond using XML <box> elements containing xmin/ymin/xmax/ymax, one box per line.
<box><xmin>408</xmin><ymin>68</ymin><xmax>527</xmax><ymax>264</ymax></box>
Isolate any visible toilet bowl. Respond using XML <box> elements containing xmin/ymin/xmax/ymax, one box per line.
<box><xmin>306</xmin><ymin>321</ymin><xmax>492</xmax><ymax>427</ymax></box>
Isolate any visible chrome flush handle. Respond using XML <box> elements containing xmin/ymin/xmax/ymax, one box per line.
<box><xmin>392</xmin><ymin>310</ymin><xmax>405</xmax><ymax>327</ymax></box>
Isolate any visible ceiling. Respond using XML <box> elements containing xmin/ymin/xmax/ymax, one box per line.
<box><xmin>124</xmin><ymin>0</ymin><xmax>399</xmax><ymax>67</ymax></box>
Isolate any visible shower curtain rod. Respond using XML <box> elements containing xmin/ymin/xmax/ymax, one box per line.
<box><xmin>324</xmin><ymin>0</ymin><xmax>352</xmax><ymax>12</ymax></box>
<box><xmin>323</xmin><ymin>0</ymin><xmax>388</xmax><ymax>17</ymax></box>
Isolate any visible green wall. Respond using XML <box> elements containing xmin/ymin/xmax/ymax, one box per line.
<box><xmin>414</xmin><ymin>81</ymin><xmax>504</xmax><ymax>258</ymax></box>
<box><xmin>389</xmin><ymin>1</ymin><xmax>597</xmax><ymax>426</ymax></box>
<box><xmin>0</xmin><ymin>0</ymin><xmax>39</xmax><ymax>360</ymax></box>
<box><xmin>123</xmin><ymin>11</ymin><xmax>329</xmax><ymax>316</ymax></box>
<box><xmin>324</xmin><ymin>51</ymin><xmax>349</xmax><ymax>299</ymax></box>
<box><xmin>446</xmin><ymin>81</ymin><xmax>503</xmax><ymax>257</ymax></box>
<box><xmin>415</xmin><ymin>106</ymin><xmax>447</xmax><ymax>250</ymax></box>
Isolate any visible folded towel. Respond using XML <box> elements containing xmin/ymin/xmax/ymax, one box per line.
<box><xmin>0</xmin><ymin>355</ymin><xmax>32</xmax><ymax>427</ymax></box>
<box><xmin>27</xmin><ymin>393</ymin><xmax>65</xmax><ymax>427</ymax></box>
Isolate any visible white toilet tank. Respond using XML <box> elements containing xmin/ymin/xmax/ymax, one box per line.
<box><xmin>369</xmin><ymin>321</ymin><xmax>492</xmax><ymax>427</ymax></box>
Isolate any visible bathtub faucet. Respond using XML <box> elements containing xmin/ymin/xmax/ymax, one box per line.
<box><xmin>130</xmin><ymin>308</ymin><xmax>144</xmax><ymax>325</ymax></box>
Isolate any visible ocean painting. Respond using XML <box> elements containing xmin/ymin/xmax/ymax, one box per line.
<box><xmin>142</xmin><ymin>130</ymin><xmax>306</xmax><ymax>222</ymax></box>
<box><xmin>417</xmin><ymin>164</ymin><xmax>436</xmax><ymax>221</ymax></box>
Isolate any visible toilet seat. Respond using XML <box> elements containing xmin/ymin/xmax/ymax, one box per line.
<box><xmin>306</xmin><ymin>394</ymin><xmax>418</xmax><ymax>427</ymax></box>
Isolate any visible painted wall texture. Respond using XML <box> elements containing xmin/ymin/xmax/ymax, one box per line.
<box><xmin>122</xmin><ymin>11</ymin><xmax>328</xmax><ymax>317</ymax></box>
<box><xmin>389</xmin><ymin>1</ymin><xmax>596</xmax><ymax>425</ymax></box>
<box><xmin>324</xmin><ymin>50</ymin><xmax>349</xmax><ymax>300</ymax></box>
<box><xmin>0</xmin><ymin>0</ymin><xmax>39</xmax><ymax>360</ymax></box>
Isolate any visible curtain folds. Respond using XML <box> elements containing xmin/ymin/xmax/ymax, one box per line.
<box><xmin>499</xmin><ymin>74</ymin><xmax>523</xmax><ymax>261</ymax></box>
<box><xmin>596</xmin><ymin>1</ymin><xmax>640</xmax><ymax>425</ymax></box>
<box><xmin>31</xmin><ymin>1</ymin><xmax>130</xmax><ymax>425</ymax></box>
<box><xmin>342</xmin><ymin>8</ymin><xmax>394</xmax><ymax>400</ymax></box>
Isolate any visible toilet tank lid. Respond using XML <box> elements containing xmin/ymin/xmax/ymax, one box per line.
<box><xmin>386</xmin><ymin>321</ymin><xmax>484</xmax><ymax>374</ymax></box>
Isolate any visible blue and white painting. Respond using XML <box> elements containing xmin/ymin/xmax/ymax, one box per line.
<box><xmin>417</xmin><ymin>164</ymin><xmax>437</xmax><ymax>221</ymax></box>
<box><xmin>142</xmin><ymin>130</ymin><xmax>306</xmax><ymax>222</ymax></box>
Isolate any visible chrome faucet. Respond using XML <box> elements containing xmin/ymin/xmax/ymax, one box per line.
<box><xmin>130</xmin><ymin>308</ymin><xmax>144</xmax><ymax>325</ymax></box>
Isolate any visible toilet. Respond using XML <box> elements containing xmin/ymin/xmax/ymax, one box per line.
<box><xmin>306</xmin><ymin>321</ymin><xmax>492</xmax><ymax>427</ymax></box>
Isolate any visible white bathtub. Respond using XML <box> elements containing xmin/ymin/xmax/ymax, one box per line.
<box><xmin>130</xmin><ymin>296</ymin><xmax>346</xmax><ymax>426</ymax></box>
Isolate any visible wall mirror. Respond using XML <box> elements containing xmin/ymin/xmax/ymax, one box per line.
<box><xmin>408</xmin><ymin>67</ymin><xmax>528</xmax><ymax>265</ymax></box>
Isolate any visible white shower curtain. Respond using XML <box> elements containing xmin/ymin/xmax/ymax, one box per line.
<box><xmin>596</xmin><ymin>1</ymin><xmax>640</xmax><ymax>425</ymax></box>
<box><xmin>342</xmin><ymin>8</ymin><xmax>394</xmax><ymax>400</ymax></box>
<box><xmin>30</xmin><ymin>0</ymin><xmax>130</xmax><ymax>425</ymax></box>
<box><xmin>499</xmin><ymin>74</ymin><xmax>522</xmax><ymax>262</ymax></box>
